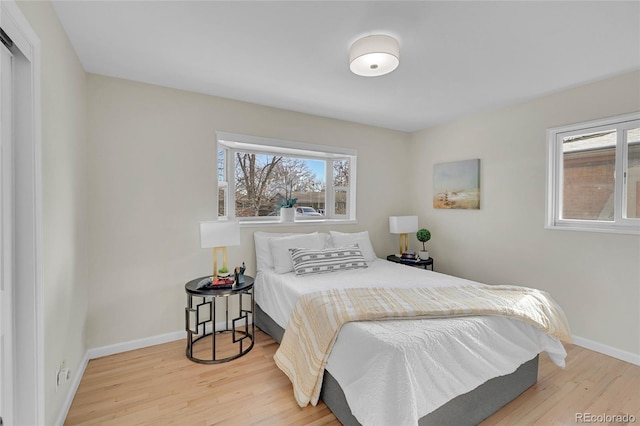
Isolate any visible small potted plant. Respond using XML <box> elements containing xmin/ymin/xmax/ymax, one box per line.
<box><xmin>276</xmin><ymin>180</ymin><xmax>297</xmax><ymax>222</ymax></box>
<box><xmin>217</xmin><ymin>266</ymin><xmax>231</xmax><ymax>279</ymax></box>
<box><xmin>416</xmin><ymin>228</ymin><xmax>431</xmax><ymax>260</ymax></box>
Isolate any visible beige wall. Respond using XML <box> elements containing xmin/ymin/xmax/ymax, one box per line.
<box><xmin>16</xmin><ymin>1</ymin><xmax>89</xmax><ymax>425</ymax></box>
<box><xmin>408</xmin><ymin>70</ymin><xmax>640</xmax><ymax>355</ymax></box>
<box><xmin>86</xmin><ymin>74</ymin><xmax>410</xmax><ymax>348</ymax></box>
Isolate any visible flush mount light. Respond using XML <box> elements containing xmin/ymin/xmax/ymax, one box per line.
<box><xmin>349</xmin><ymin>34</ymin><xmax>400</xmax><ymax>77</ymax></box>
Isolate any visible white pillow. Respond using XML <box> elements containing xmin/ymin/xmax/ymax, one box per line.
<box><xmin>254</xmin><ymin>232</ymin><xmax>330</xmax><ymax>271</ymax></box>
<box><xmin>329</xmin><ymin>230</ymin><xmax>377</xmax><ymax>262</ymax></box>
<box><xmin>268</xmin><ymin>233</ymin><xmax>326</xmax><ymax>274</ymax></box>
<box><xmin>254</xmin><ymin>232</ymin><xmax>301</xmax><ymax>271</ymax></box>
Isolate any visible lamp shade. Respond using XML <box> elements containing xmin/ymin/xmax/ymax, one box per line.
<box><xmin>349</xmin><ymin>34</ymin><xmax>400</xmax><ymax>77</ymax></box>
<box><xmin>389</xmin><ymin>216</ymin><xmax>418</xmax><ymax>234</ymax></box>
<box><xmin>200</xmin><ymin>220</ymin><xmax>240</xmax><ymax>248</ymax></box>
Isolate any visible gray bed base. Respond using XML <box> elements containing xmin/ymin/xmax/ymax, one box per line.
<box><xmin>255</xmin><ymin>303</ymin><xmax>538</xmax><ymax>426</ymax></box>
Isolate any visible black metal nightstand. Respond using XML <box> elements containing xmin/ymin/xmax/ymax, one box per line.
<box><xmin>386</xmin><ymin>254</ymin><xmax>434</xmax><ymax>271</ymax></box>
<box><xmin>184</xmin><ymin>275</ymin><xmax>254</xmax><ymax>364</ymax></box>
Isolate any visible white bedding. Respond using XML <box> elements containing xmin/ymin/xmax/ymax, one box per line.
<box><xmin>256</xmin><ymin>260</ymin><xmax>567</xmax><ymax>426</ymax></box>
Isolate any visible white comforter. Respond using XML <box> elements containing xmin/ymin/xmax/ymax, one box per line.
<box><xmin>256</xmin><ymin>260</ymin><xmax>567</xmax><ymax>426</ymax></box>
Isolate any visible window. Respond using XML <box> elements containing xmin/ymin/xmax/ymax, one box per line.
<box><xmin>546</xmin><ymin>112</ymin><xmax>640</xmax><ymax>234</ymax></box>
<box><xmin>216</xmin><ymin>132</ymin><xmax>357</xmax><ymax>223</ymax></box>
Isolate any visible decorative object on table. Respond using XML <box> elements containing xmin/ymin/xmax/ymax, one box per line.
<box><xmin>276</xmin><ymin>179</ymin><xmax>298</xmax><ymax>223</ymax></box>
<box><xmin>433</xmin><ymin>159</ymin><xmax>480</xmax><ymax>210</ymax></box>
<box><xmin>389</xmin><ymin>215</ymin><xmax>418</xmax><ymax>256</ymax></box>
<box><xmin>400</xmin><ymin>250</ymin><xmax>419</xmax><ymax>262</ymax></box>
<box><xmin>401</xmin><ymin>250</ymin><xmax>417</xmax><ymax>259</ymax></box>
<box><xmin>416</xmin><ymin>228</ymin><xmax>431</xmax><ymax>260</ymax></box>
<box><xmin>199</xmin><ymin>220</ymin><xmax>240</xmax><ymax>287</ymax></box>
<box><xmin>234</xmin><ymin>262</ymin><xmax>246</xmax><ymax>285</ymax></box>
<box><xmin>196</xmin><ymin>277</ymin><xmax>233</xmax><ymax>290</ymax></box>
<box><xmin>198</xmin><ymin>277</ymin><xmax>234</xmax><ymax>290</ymax></box>
<box><xmin>217</xmin><ymin>266</ymin><xmax>231</xmax><ymax>278</ymax></box>
<box><xmin>212</xmin><ymin>265</ymin><xmax>235</xmax><ymax>287</ymax></box>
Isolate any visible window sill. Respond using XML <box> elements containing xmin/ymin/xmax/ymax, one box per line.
<box><xmin>239</xmin><ymin>218</ymin><xmax>358</xmax><ymax>228</ymax></box>
<box><xmin>545</xmin><ymin>222</ymin><xmax>640</xmax><ymax>235</ymax></box>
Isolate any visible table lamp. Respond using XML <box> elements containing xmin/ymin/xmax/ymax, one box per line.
<box><xmin>200</xmin><ymin>220</ymin><xmax>240</xmax><ymax>282</ymax></box>
<box><xmin>389</xmin><ymin>215</ymin><xmax>418</xmax><ymax>255</ymax></box>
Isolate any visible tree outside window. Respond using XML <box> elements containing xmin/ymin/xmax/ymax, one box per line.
<box><xmin>217</xmin><ymin>133</ymin><xmax>355</xmax><ymax>222</ymax></box>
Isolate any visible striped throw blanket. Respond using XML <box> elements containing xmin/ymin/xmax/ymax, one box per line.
<box><xmin>273</xmin><ymin>285</ymin><xmax>571</xmax><ymax>407</ymax></box>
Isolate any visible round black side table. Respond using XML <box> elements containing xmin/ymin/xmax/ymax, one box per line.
<box><xmin>184</xmin><ymin>275</ymin><xmax>254</xmax><ymax>364</ymax></box>
<box><xmin>386</xmin><ymin>254</ymin><xmax>434</xmax><ymax>271</ymax></box>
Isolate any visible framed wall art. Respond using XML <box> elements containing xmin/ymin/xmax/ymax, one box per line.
<box><xmin>433</xmin><ymin>159</ymin><xmax>480</xmax><ymax>209</ymax></box>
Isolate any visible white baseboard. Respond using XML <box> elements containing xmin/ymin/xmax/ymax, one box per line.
<box><xmin>54</xmin><ymin>351</ymin><xmax>90</xmax><ymax>426</ymax></box>
<box><xmin>573</xmin><ymin>334</ymin><xmax>640</xmax><ymax>366</ymax></box>
<box><xmin>87</xmin><ymin>329</ymin><xmax>187</xmax><ymax>360</ymax></box>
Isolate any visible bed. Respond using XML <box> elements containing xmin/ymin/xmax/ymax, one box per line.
<box><xmin>253</xmin><ymin>231</ymin><xmax>569</xmax><ymax>426</ymax></box>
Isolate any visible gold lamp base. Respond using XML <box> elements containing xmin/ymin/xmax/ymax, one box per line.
<box><xmin>399</xmin><ymin>233</ymin><xmax>409</xmax><ymax>254</ymax></box>
<box><xmin>212</xmin><ymin>246</ymin><xmax>228</xmax><ymax>280</ymax></box>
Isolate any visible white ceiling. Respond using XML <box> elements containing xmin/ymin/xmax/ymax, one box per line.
<box><xmin>51</xmin><ymin>1</ymin><xmax>640</xmax><ymax>133</ymax></box>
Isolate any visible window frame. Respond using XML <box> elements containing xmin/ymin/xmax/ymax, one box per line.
<box><xmin>216</xmin><ymin>131</ymin><xmax>357</xmax><ymax>225</ymax></box>
<box><xmin>545</xmin><ymin>112</ymin><xmax>640</xmax><ymax>235</ymax></box>
<box><xmin>217</xmin><ymin>148</ymin><xmax>228</xmax><ymax>218</ymax></box>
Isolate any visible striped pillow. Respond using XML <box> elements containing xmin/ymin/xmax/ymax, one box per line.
<box><xmin>289</xmin><ymin>245</ymin><xmax>368</xmax><ymax>276</ymax></box>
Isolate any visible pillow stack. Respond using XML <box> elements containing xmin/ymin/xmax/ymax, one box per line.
<box><xmin>253</xmin><ymin>230</ymin><xmax>378</xmax><ymax>275</ymax></box>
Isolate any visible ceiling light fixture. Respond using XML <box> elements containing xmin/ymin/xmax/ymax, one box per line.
<box><xmin>349</xmin><ymin>34</ymin><xmax>400</xmax><ymax>77</ymax></box>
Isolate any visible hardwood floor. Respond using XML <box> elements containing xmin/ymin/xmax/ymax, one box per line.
<box><xmin>65</xmin><ymin>330</ymin><xmax>640</xmax><ymax>425</ymax></box>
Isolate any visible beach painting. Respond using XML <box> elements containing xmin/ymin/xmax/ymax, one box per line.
<box><xmin>433</xmin><ymin>159</ymin><xmax>480</xmax><ymax>209</ymax></box>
